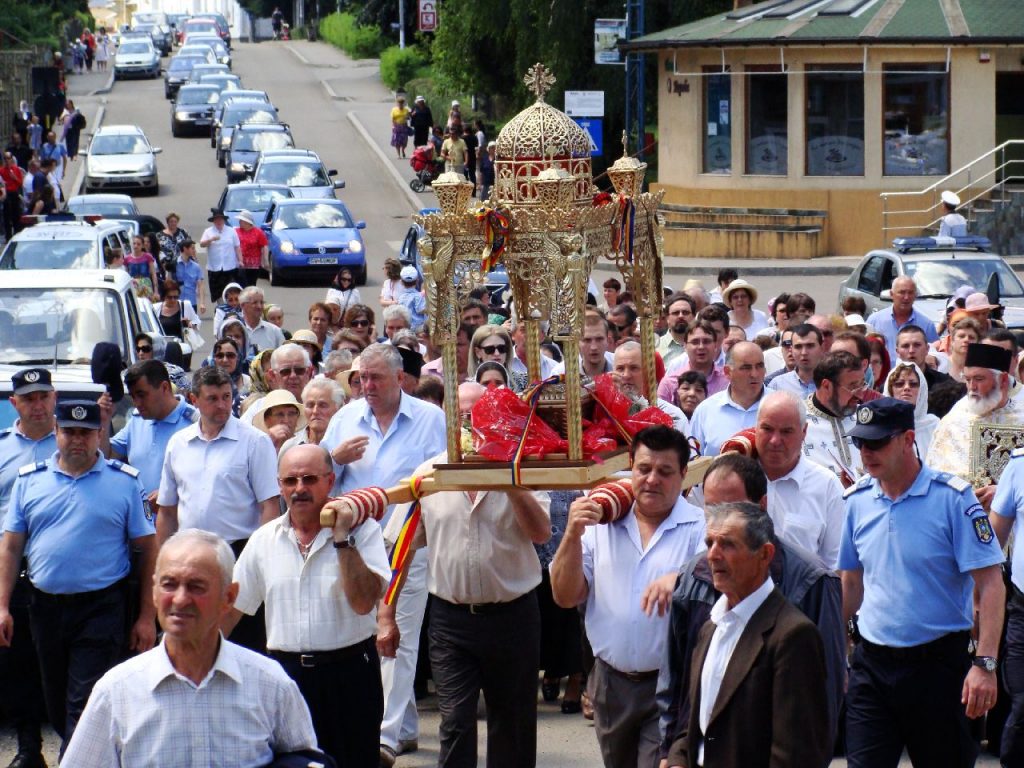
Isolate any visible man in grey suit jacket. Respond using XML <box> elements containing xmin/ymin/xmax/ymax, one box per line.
<box><xmin>667</xmin><ymin>501</ymin><xmax>831</xmax><ymax>768</ymax></box>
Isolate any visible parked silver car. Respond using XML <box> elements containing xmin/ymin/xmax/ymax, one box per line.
<box><xmin>84</xmin><ymin>125</ymin><xmax>162</xmax><ymax>195</ymax></box>
<box><xmin>837</xmin><ymin>236</ymin><xmax>1024</xmax><ymax>329</ymax></box>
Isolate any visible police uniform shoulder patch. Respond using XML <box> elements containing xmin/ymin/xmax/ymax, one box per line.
<box><xmin>18</xmin><ymin>461</ymin><xmax>47</xmax><ymax>476</ymax></box>
<box><xmin>937</xmin><ymin>472</ymin><xmax>971</xmax><ymax>493</ymax></box>
<box><xmin>0</xmin><ymin>428</ymin><xmax>13</xmax><ymax>438</ymax></box>
<box><xmin>1012</xmin><ymin>447</ymin><xmax>1024</xmax><ymax>459</ymax></box>
<box><xmin>974</xmin><ymin>516</ymin><xmax>995</xmax><ymax>545</ymax></box>
<box><xmin>107</xmin><ymin>459</ymin><xmax>140</xmax><ymax>478</ymax></box>
<box><xmin>184</xmin><ymin>404</ymin><xmax>200</xmax><ymax>423</ymax></box>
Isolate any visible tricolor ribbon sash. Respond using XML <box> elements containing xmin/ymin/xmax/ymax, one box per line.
<box><xmin>474</xmin><ymin>206</ymin><xmax>511</xmax><ymax>273</ymax></box>
<box><xmin>383</xmin><ymin>475</ymin><xmax>425</xmax><ymax>605</ymax></box>
<box><xmin>511</xmin><ymin>374</ymin><xmax>563</xmax><ymax>485</ymax></box>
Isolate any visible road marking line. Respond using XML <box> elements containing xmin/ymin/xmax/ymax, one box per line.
<box><xmin>284</xmin><ymin>44</ymin><xmax>310</xmax><ymax>65</ymax></box>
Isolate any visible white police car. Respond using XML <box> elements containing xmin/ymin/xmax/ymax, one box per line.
<box><xmin>0</xmin><ymin>216</ymin><xmax>132</xmax><ymax>271</ymax></box>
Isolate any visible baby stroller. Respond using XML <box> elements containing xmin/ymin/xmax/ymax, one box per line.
<box><xmin>409</xmin><ymin>145</ymin><xmax>442</xmax><ymax>193</ymax></box>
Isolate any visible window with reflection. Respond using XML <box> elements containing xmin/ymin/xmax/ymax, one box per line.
<box><xmin>746</xmin><ymin>67</ymin><xmax>787</xmax><ymax>175</ymax></box>
<box><xmin>806</xmin><ymin>66</ymin><xmax>864</xmax><ymax>176</ymax></box>
<box><xmin>703</xmin><ymin>69</ymin><xmax>731</xmax><ymax>174</ymax></box>
<box><xmin>883</xmin><ymin>64</ymin><xmax>949</xmax><ymax>176</ymax></box>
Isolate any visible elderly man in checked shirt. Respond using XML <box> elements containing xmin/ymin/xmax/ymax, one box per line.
<box><xmin>62</xmin><ymin>530</ymin><xmax>318</xmax><ymax>767</ymax></box>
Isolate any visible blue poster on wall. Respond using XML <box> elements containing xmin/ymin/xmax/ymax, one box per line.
<box><xmin>572</xmin><ymin>118</ymin><xmax>603</xmax><ymax>156</ymax></box>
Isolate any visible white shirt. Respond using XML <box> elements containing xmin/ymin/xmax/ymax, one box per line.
<box><xmin>582</xmin><ymin>496</ymin><xmax>706</xmax><ymax>673</ymax></box>
<box><xmin>244</xmin><ymin>319</ymin><xmax>285</xmax><ymax>352</ymax></box>
<box><xmin>157</xmin><ymin>417</ymin><xmax>280</xmax><ymax>543</ymax></box>
<box><xmin>763</xmin><ymin>346</ymin><xmax>787</xmax><ymax>375</ymax></box>
<box><xmin>766</xmin><ymin>456</ymin><xmax>845</xmax><ymax>568</ymax></box>
<box><xmin>698</xmin><ymin>576</ymin><xmax>775</xmax><ymax>765</ymax></box>
<box><xmin>656</xmin><ymin>397</ymin><xmax>689</xmax><ymax>435</ymax></box>
<box><xmin>509</xmin><ymin>352</ymin><xmax>558</xmax><ymax>380</ymax></box>
<box><xmin>61</xmin><ymin>637</ymin><xmax>317</xmax><ymax>767</ymax></box>
<box><xmin>234</xmin><ymin>514</ymin><xmax>391</xmax><ymax>652</ymax></box>
<box><xmin>688</xmin><ymin>387</ymin><xmax>764</xmax><ymax>457</ymax></box>
<box><xmin>201</xmin><ymin>224</ymin><xmax>241</xmax><ymax>271</ymax></box>
<box><xmin>321</xmin><ymin>392</ymin><xmax>446</xmax><ymax>525</ymax></box>
<box><xmin>550</xmin><ymin>351</ymin><xmax>614</xmax><ymax>377</ymax></box>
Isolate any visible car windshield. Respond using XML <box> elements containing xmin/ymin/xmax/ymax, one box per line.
<box><xmin>234</xmin><ymin>131</ymin><xmax>292</xmax><ymax>152</ymax></box>
<box><xmin>257</xmin><ymin>161</ymin><xmax>328</xmax><ymax>187</ymax></box>
<box><xmin>224</xmin><ymin>107</ymin><xmax>276</xmax><ymax>127</ymax></box>
<box><xmin>119</xmin><ymin>42</ymin><xmax>151</xmax><ymax>54</ymax></box>
<box><xmin>186</xmin><ymin>24</ymin><xmax>218</xmax><ymax>36</ymax></box>
<box><xmin>224</xmin><ymin>187</ymin><xmax>292</xmax><ymax>211</ymax></box>
<box><xmin>192</xmin><ymin>38</ymin><xmax>226</xmax><ymax>54</ymax></box>
<box><xmin>89</xmin><ymin>135</ymin><xmax>150</xmax><ymax>155</ymax></box>
<box><xmin>67</xmin><ymin>201</ymin><xmax>136</xmax><ymax>216</ymax></box>
<box><xmin>202</xmin><ymin>77</ymin><xmax>240</xmax><ymax>92</ymax></box>
<box><xmin>134</xmin><ymin>24</ymin><xmax>154</xmax><ymax>33</ymax></box>
<box><xmin>0</xmin><ymin>288</ymin><xmax>126</xmax><ymax>365</ymax></box>
<box><xmin>168</xmin><ymin>57</ymin><xmax>200</xmax><ymax>73</ymax></box>
<box><xmin>177</xmin><ymin>87</ymin><xmax>219</xmax><ymax>106</ymax></box>
<box><xmin>0</xmin><ymin>238</ymin><xmax>98</xmax><ymax>270</ymax></box>
<box><xmin>274</xmin><ymin>203</ymin><xmax>352</xmax><ymax>230</ymax></box>
<box><xmin>904</xmin><ymin>258</ymin><xmax>1024</xmax><ymax>299</ymax></box>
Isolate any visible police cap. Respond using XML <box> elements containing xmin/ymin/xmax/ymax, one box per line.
<box><xmin>848</xmin><ymin>397</ymin><xmax>915</xmax><ymax>441</ymax></box>
<box><xmin>55</xmin><ymin>400</ymin><xmax>102</xmax><ymax>430</ymax></box>
<box><xmin>12</xmin><ymin>368</ymin><xmax>54</xmax><ymax>396</ymax></box>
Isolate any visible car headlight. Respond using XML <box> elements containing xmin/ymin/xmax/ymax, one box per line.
<box><xmin>230</xmin><ymin>162</ymin><xmax>245</xmax><ymax>172</ymax></box>
<box><xmin>280</xmin><ymin>241</ymin><xmax>295</xmax><ymax>254</ymax></box>
<box><xmin>220</xmin><ymin>136</ymin><xmax>231</xmax><ymax>148</ymax></box>
<box><xmin>348</xmin><ymin>240</ymin><xmax>363</xmax><ymax>254</ymax></box>
<box><xmin>175</xmin><ymin>111</ymin><xmax>189</xmax><ymax>120</ymax></box>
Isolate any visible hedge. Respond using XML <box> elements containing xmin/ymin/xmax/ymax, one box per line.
<box><xmin>319</xmin><ymin>12</ymin><xmax>385</xmax><ymax>59</ymax></box>
<box><xmin>379</xmin><ymin>45</ymin><xmax>427</xmax><ymax>92</ymax></box>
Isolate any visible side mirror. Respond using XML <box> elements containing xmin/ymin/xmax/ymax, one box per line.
<box><xmin>334</xmin><ymin>180</ymin><xmax>345</xmax><ymax>189</ymax></box>
<box><xmin>152</xmin><ymin>147</ymin><xmax>163</xmax><ymax>154</ymax></box>
<box><xmin>880</xmin><ymin>289</ymin><xmax>893</xmax><ymax>301</ymax></box>
<box><xmin>356</xmin><ymin>221</ymin><xmax>366</xmax><ymax>229</ymax></box>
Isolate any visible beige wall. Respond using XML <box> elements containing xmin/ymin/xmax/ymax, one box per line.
<box><xmin>655</xmin><ymin>44</ymin><xmax>1020</xmax><ymax>255</ymax></box>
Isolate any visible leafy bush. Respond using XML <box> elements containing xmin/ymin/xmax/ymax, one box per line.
<box><xmin>319</xmin><ymin>12</ymin><xmax>386</xmax><ymax>59</ymax></box>
<box><xmin>379</xmin><ymin>45</ymin><xmax>426</xmax><ymax>92</ymax></box>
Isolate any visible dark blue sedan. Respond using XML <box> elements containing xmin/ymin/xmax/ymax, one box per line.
<box><xmin>263</xmin><ymin>199</ymin><xmax>366</xmax><ymax>286</ymax></box>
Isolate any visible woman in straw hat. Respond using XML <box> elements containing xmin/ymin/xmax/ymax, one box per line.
<box><xmin>723</xmin><ymin>278</ymin><xmax>769</xmax><ymax>338</ymax></box>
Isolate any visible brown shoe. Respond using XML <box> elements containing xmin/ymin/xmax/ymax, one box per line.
<box><xmin>581</xmin><ymin>691</ymin><xmax>594</xmax><ymax>720</ymax></box>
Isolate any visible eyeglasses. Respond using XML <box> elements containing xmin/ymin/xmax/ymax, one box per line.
<box><xmin>275</xmin><ymin>366</ymin><xmax>306</xmax><ymax>377</ymax></box>
<box><xmin>278</xmin><ymin>473</ymin><xmax>331</xmax><ymax>488</ymax></box>
<box><xmin>349</xmin><ymin>319</ymin><xmax>370</xmax><ymax>328</ymax></box>
<box><xmin>851</xmin><ymin>433</ymin><xmax>900</xmax><ymax>451</ymax></box>
<box><xmin>480</xmin><ymin>344</ymin><xmax>506</xmax><ymax>355</ymax></box>
<box><xmin>137</xmin><ymin>345</ymin><xmax>152</xmax><ymax>353</ymax></box>
<box><xmin>339</xmin><ymin>277</ymin><xmax>352</xmax><ymax>284</ymax></box>
<box><xmin>166</xmin><ymin>294</ymin><xmax>180</xmax><ymax>300</ymax></box>
<box><xmin>215</xmin><ymin>351</ymin><xmax>237</xmax><ymax>359</ymax></box>
<box><xmin>780</xmin><ymin>340</ymin><xmax>793</xmax><ymax>348</ymax></box>
<box><xmin>838</xmin><ymin>381</ymin><xmax>868</xmax><ymax>399</ymax></box>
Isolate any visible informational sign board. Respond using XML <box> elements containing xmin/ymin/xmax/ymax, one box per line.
<box><xmin>419</xmin><ymin>0</ymin><xmax>437</xmax><ymax>32</ymax></box>
<box><xmin>565</xmin><ymin>91</ymin><xmax>605</xmax><ymax>118</ymax></box>
<box><xmin>573</xmin><ymin>118</ymin><xmax>603</xmax><ymax>156</ymax></box>
<box><xmin>594</xmin><ymin>19</ymin><xmax>626</xmax><ymax>65</ymax></box>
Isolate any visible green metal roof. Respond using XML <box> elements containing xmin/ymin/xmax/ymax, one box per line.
<box><xmin>624</xmin><ymin>0</ymin><xmax>1024</xmax><ymax>51</ymax></box>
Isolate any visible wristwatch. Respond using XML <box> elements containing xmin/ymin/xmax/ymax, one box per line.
<box><xmin>972</xmin><ymin>656</ymin><xmax>998</xmax><ymax>672</ymax></box>
<box><xmin>333</xmin><ymin>534</ymin><xmax>356</xmax><ymax>550</ymax></box>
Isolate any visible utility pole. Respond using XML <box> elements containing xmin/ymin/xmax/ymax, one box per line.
<box><xmin>624</xmin><ymin>0</ymin><xmax>645</xmax><ymax>161</ymax></box>
<box><xmin>398</xmin><ymin>0</ymin><xmax>405</xmax><ymax>49</ymax></box>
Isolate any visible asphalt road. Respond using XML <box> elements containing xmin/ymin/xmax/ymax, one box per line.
<box><xmin>0</xmin><ymin>41</ymin><xmax>1003</xmax><ymax>768</ymax></box>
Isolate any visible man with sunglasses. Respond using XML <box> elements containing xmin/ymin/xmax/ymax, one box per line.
<box><xmin>767</xmin><ymin>323</ymin><xmax>824</xmax><ymax>399</ymax></box>
<box><xmin>240</xmin><ymin>343</ymin><xmax>314</xmax><ymax>426</ymax></box>
<box><xmin>840</xmin><ymin>397</ymin><xmax>1005</xmax><ymax>768</ymax></box>
<box><xmin>803</xmin><ymin>351</ymin><xmax>865</xmax><ymax>485</ymax></box>
<box><xmin>239</xmin><ymin>286</ymin><xmax>285</xmax><ymax>352</ymax></box>
<box><xmin>226</xmin><ymin>443</ymin><xmax>391</xmax><ymax>768</ymax></box>
<box><xmin>927</xmin><ymin>344</ymin><xmax>1024</xmax><ymax>504</ymax></box>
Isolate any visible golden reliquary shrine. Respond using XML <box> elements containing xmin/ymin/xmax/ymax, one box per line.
<box><xmin>411</xmin><ymin>62</ymin><xmax>701</xmax><ymax>492</ymax></box>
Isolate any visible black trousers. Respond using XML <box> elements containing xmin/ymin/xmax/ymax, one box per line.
<box><xmin>0</xmin><ymin>572</ymin><xmax>45</xmax><ymax>752</ymax></box>
<box><xmin>271</xmin><ymin>638</ymin><xmax>383</xmax><ymax>768</ymax></box>
<box><xmin>29</xmin><ymin>580</ymin><xmax>127</xmax><ymax>755</ymax></box>
<box><xmin>3</xmin><ymin>191</ymin><xmax>22</xmax><ymax>240</ymax></box>
<box><xmin>845</xmin><ymin>632</ymin><xmax>977</xmax><ymax>768</ymax></box>
<box><xmin>429</xmin><ymin>592</ymin><xmax>540</xmax><ymax>768</ymax></box>
<box><xmin>208</xmin><ymin>268</ymin><xmax>241</xmax><ymax>306</ymax></box>
<box><xmin>1002</xmin><ymin>593</ymin><xmax>1024</xmax><ymax>763</ymax></box>
<box><xmin>240</xmin><ymin>267</ymin><xmax>260</xmax><ymax>288</ymax></box>
<box><xmin>537</xmin><ymin>568</ymin><xmax>582</xmax><ymax>679</ymax></box>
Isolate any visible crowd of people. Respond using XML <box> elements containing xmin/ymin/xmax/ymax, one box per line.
<box><xmin>1</xmin><ymin>255</ymin><xmax>1024</xmax><ymax>768</ymax></box>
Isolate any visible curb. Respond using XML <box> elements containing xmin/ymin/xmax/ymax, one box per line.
<box><xmin>91</xmin><ymin>70</ymin><xmax>115</xmax><ymax>96</ymax></box>
<box><xmin>320</xmin><ymin>78</ymin><xmax>342</xmax><ymax>100</ymax></box>
<box><xmin>346</xmin><ymin>111</ymin><xmax>422</xmax><ymax>214</ymax></box>
<box><xmin>71</xmin><ymin>102</ymin><xmax>106</xmax><ymax>196</ymax></box>
<box><xmin>285</xmin><ymin>44</ymin><xmax>310</xmax><ymax>65</ymax></box>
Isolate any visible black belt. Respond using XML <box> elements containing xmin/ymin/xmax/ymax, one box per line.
<box><xmin>269</xmin><ymin>637</ymin><xmax>373</xmax><ymax>668</ymax></box>
<box><xmin>30</xmin><ymin>578</ymin><xmax>126</xmax><ymax>606</ymax></box>
<box><xmin>599</xmin><ymin>658</ymin><xmax>658</xmax><ymax>682</ymax></box>
<box><xmin>860</xmin><ymin>631</ymin><xmax>970</xmax><ymax>662</ymax></box>
<box><xmin>436</xmin><ymin>592</ymin><xmax>531</xmax><ymax>616</ymax></box>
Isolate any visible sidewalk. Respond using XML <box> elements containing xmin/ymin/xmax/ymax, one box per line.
<box><xmin>62</xmin><ymin>66</ymin><xmax>114</xmax><ymax>196</ymax></box>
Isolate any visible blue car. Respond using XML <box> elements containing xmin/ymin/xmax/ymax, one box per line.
<box><xmin>263</xmin><ymin>199</ymin><xmax>366</xmax><ymax>286</ymax></box>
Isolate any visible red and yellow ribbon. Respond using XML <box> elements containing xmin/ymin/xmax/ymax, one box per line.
<box><xmin>511</xmin><ymin>374</ymin><xmax>563</xmax><ymax>486</ymax></box>
<box><xmin>474</xmin><ymin>206</ymin><xmax>511</xmax><ymax>273</ymax></box>
<box><xmin>383</xmin><ymin>475</ymin><xmax>425</xmax><ymax>605</ymax></box>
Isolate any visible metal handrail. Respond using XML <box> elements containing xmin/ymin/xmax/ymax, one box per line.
<box><xmin>881</xmin><ymin>140</ymin><xmax>1024</xmax><ymax>244</ymax></box>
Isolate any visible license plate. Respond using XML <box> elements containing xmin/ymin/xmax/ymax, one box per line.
<box><xmin>308</xmin><ymin>257</ymin><xmax>337</xmax><ymax>265</ymax></box>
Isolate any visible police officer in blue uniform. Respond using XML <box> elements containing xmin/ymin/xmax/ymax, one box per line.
<box><xmin>0</xmin><ymin>400</ymin><xmax>158</xmax><ymax>757</ymax></box>
<box><xmin>990</xmin><ymin>447</ymin><xmax>1024</xmax><ymax>765</ymax></box>
<box><xmin>0</xmin><ymin>369</ymin><xmax>57</xmax><ymax>768</ymax></box>
<box><xmin>105</xmin><ymin>359</ymin><xmax>199</xmax><ymax>497</ymax></box>
<box><xmin>839</xmin><ymin>397</ymin><xmax>1006</xmax><ymax>768</ymax></box>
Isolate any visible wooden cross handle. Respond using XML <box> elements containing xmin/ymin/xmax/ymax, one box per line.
<box><xmin>318</xmin><ymin>474</ymin><xmax>438</xmax><ymax>528</ymax></box>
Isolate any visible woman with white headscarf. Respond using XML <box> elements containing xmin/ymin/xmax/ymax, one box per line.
<box><xmin>884</xmin><ymin>360</ymin><xmax>939</xmax><ymax>457</ymax></box>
